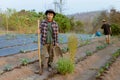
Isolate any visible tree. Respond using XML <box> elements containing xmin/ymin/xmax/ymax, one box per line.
<box><xmin>55</xmin><ymin>13</ymin><xmax>72</xmax><ymax>33</ymax></box>
<box><xmin>73</xmin><ymin>20</ymin><xmax>84</xmax><ymax>33</ymax></box>
<box><xmin>92</xmin><ymin>10</ymin><xmax>108</xmax><ymax>33</ymax></box>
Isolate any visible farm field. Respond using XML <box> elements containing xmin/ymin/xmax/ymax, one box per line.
<box><xmin>0</xmin><ymin>34</ymin><xmax>120</xmax><ymax>80</ymax></box>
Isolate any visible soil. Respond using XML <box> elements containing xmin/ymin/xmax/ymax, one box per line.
<box><xmin>101</xmin><ymin>56</ymin><xmax>120</xmax><ymax>80</ymax></box>
<box><xmin>0</xmin><ymin>36</ymin><xmax>120</xmax><ymax>80</ymax></box>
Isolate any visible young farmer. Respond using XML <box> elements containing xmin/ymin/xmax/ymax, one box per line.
<box><xmin>39</xmin><ymin>9</ymin><xmax>59</xmax><ymax>71</ymax></box>
<box><xmin>101</xmin><ymin>19</ymin><xmax>112</xmax><ymax>44</ymax></box>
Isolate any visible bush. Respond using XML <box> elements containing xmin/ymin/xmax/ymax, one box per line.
<box><xmin>54</xmin><ymin>13</ymin><xmax>72</xmax><ymax>33</ymax></box>
<box><xmin>111</xmin><ymin>23</ymin><xmax>120</xmax><ymax>35</ymax></box>
<box><xmin>56</xmin><ymin>57</ymin><xmax>75</xmax><ymax>75</ymax></box>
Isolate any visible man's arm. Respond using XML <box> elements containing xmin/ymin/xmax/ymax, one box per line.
<box><xmin>55</xmin><ymin>23</ymin><xmax>59</xmax><ymax>46</ymax></box>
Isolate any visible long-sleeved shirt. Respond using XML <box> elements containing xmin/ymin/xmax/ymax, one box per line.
<box><xmin>39</xmin><ymin>20</ymin><xmax>59</xmax><ymax>46</ymax></box>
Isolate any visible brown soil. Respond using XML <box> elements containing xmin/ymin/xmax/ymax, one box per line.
<box><xmin>101</xmin><ymin>56</ymin><xmax>120</xmax><ymax>80</ymax></box>
<box><xmin>0</xmin><ymin>36</ymin><xmax>119</xmax><ymax>80</ymax></box>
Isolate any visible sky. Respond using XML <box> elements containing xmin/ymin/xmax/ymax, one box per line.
<box><xmin>0</xmin><ymin>0</ymin><xmax>120</xmax><ymax>15</ymax></box>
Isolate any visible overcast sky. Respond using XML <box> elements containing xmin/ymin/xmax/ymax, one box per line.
<box><xmin>0</xmin><ymin>0</ymin><xmax>120</xmax><ymax>14</ymax></box>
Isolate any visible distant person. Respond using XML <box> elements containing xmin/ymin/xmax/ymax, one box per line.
<box><xmin>38</xmin><ymin>9</ymin><xmax>59</xmax><ymax>72</ymax></box>
<box><xmin>101</xmin><ymin>19</ymin><xmax>112</xmax><ymax>44</ymax></box>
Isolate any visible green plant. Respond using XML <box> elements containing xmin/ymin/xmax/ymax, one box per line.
<box><xmin>96</xmin><ymin>43</ymin><xmax>108</xmax><ymax>50</ymax></box>
<box><xmin>5</xmin><ymin>34</ymin><xmax>17</xmax><ymax>40</ymax></box>
<box><xmin>112</xmin><ymin>49</ymin><xmax>120</xmax><ymax>59</ymax></box>
<box><xmin>20</xmin><ymin>58</ymin><xmax>29</xmax><ymax>66</ymax></box>
<box><xmin>85</xmin><ymin>51</ymin><xmax>92</xmax><ymax>56</ymax></box>
<box><xmin>20</xmin><ymin>50</ymin><xmax>26</xmax><ymax>53</ymax></box>
<box><xmin>4</xmin><ymin>64</ymin><xmax>12</xmax><ymax>71</ymax></box>
<box><xmin>68</xmin><ymin>35</ymin><xmax>78</xmax><ymax>62</ymax></box>
<box><xmin>96</xmin><ymin>49</ymin><xmax>120</xmax><ymax>78</ymax></box>
<box><xmin>56</xmin><ymin>57</ymin><xmax>75</xmax><ymax>75</ymax></box>
<box><xmin>96</xmin><ymin>66</ymin><xmax>106</xmax><ymax>78</ymax></box>
<box><xmin>111</xmin><ymin>23</ymin><xmax>120</xmax><ymax>35</ymax></box>
<box><xmin>61</xmin><ymin>47</ymin><xmax>69</xmax><ymax>53</ymax></box>
<box><xmin>79</xmin><ymin>40</ymin><xmax>90</xmax><ymax>47</ymax></box>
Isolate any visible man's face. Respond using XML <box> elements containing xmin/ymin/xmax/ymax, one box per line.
<box><xmin>47</xmin><ymin>13</ymin><xmax>54</xmax><ymax>21</ymax></box>
<box><xmin>103</xmin><ymin>21</ymin><xmax>107</xmax><ymax>24</ymax></box>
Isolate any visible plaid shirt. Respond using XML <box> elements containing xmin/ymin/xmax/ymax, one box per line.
<box><xmin>39</xmin><ymin>20</ymin><xmax>59</xmax><ymax>46</ymax></box>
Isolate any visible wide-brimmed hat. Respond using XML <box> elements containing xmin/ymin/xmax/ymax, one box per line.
<box><xmin>45</xmin><ymin>9</ymin><xmax>56</xmax><ymax>16</ymax></box>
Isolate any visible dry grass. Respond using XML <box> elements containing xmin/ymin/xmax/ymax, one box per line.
<box><xmin>68</xmin><ymin>34</ymin><xmax>78</xmax><ymax>62</ymax></box>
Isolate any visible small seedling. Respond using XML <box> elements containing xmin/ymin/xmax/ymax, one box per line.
<box><xmin>85</xmin><ymin>51</ymin><xmax>92</xmax><ymax>56</ymax></box>
<box><xmin>20</xmin><ymin>50</ymin><xmax>26</xmax><ymax>53</ymax></box>
<box><xmin>33</xmin><ymin>40</ymin><xmax>38</xmax><ymax>43</ymax></box>
<box><xmin>4</xmin><ymin>64</ymin><xmax>12</xmax><ymax>71</ymax></box>
<box><xmin>59</xmin><ymin>36</ymin><xmax>64</xmax><ymax>44</ymax></box>
<box><xmin>96</xmin><ymin>45</ymin><xmax>104</xmax><ymax>50</ymax></box>
<box><xmin>61</xmin><ymin>47</ymin><xmax>69</xmax><ymax>53</ymax></box>
<box><xmin>21</xmin><ymin>58</ymin><xmax>29</xmax><ymax>66</ymax></box>
<box><xmin>6</xmin><ymin>34</ymin><xmax>17</xmax><ymax>40</ymax></box>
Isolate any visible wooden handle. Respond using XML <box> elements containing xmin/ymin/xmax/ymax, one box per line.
<box><xmin>37</xmin><ymin>20</ymin><xmax>42</xmax><ymax>73</ymax></box>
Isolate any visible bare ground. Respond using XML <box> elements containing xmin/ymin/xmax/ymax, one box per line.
<box><xmin>0</xmin><ymin>36</ymin><xmax>120</xmax><ymax>80</ymax></box>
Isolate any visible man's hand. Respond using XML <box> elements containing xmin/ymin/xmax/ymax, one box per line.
<box><xmin>38</xmin><ymin>29</ymin><xmax>40</xmax><ymax>34</ymax></box>
<box><xmin>55</xmin><ymin>43</ymin><xmax>59</xmax><ymax>47</ymax></box>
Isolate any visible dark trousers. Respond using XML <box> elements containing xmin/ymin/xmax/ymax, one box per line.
<box><xmin>41</xmin><ymin>44</ymin><xmax>54</xmax><ymax>68</ymax></box>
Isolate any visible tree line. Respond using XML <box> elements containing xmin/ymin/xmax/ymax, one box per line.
<box><xmin>0</xmin><ymin>8</ymin><xmax>84</xmax><ymax>34</ymax></box>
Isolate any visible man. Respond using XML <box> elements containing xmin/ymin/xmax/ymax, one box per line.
<box><xmin>101</xmin><ymin>19</ymin><xmax>112</xmax><ymax>44</ymax></box>
<box><xmin>39</xmin><ymin>9</ymin><xmax>59</xmax><ymax>71</ymax></box>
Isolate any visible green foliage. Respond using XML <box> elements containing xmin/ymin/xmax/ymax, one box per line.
<box><xmin>21</xmin><ymin>58</ymin><xmax>29</xmax><ymax>66</ymax></box>
<box><xmin>1</xmin><ymin>9</ymin><xmax>83</xmax><ymax>33</ymax></box>
<box><xmin>96</xmin><ymin>44</ymin><xmax>108</xmax><ymax>50</ymax></box>
<box><xmin>4</xmin><ymin>64</ymin><xmax>12</xmax><ymax>71</ymax></box>
<box><xmin>111</xmin><ymin>23</ymin><xmax>120</xmax><ymax>35</ymax></box>
<box><xmin>68</xmin><ymin>35</ymin><xmax>78</xmax><ymax>62</ymax></box>
<box><xmin>112</xmin><ymin>49</ymin><xmax>120</xmax><ymax>59</ymax></box>
<box><xmin>78</xmin><ymin>40</ymin><xmax>90</xmax><ymax>47</ymax></box>
<box><xmin>61</xmin><ymin>47</ymin><xmax>69</xmax><ymax>53</ymax></box>
<box><xmin>20</xmin><ymin>50</ymin><xmax>26</xmax><ymax>53</ymax></box>
<box><xmin>54</xmin><ymin>13</ymin><xmax>72</xmax><ymax>33</ymax></box>
<box><xmin>0</xmin><ymin>9</ymin><xmax>42</xmax><ymax>33</ymax></box>
<box><xmin>56</xmin><ymin>57</ymin><xmax>75</xmax><ymax>75</ymax></box>
<box><xmin>85</xmin><ymin>51</ymin><xmax>92</xmax><ymax>56</ymax></box>
<box><xmin>73</xmin><ymin>20</ymin><xmax>84</xmax><ymax>33</ymax></box>
<box><xmin>5</xmin><ymin>34</ymin><xmax>17</xmax><ymax>40</ymax></box>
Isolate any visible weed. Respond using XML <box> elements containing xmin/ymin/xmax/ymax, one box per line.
<box><xmin>85</xmin><ymin>51</ymin><xmax>92</xmax><ymax>56</ymax></box>
<box><xmin>78</xmin><ymin>40</ymin><xmax>90</xmax><ymax>47</ymax></box>
<box><xmin>68</xmin><ymin>34</ymin><xmax>78</xmax><ymax>62</ymax></box>
<box><xmin>56</xmin><ymin>57</ymin><xmax>75</xmax><ymax>75</ymax></box>
<box><xmin>20</xmin><ymin>58</ymin><xmax>29</xmax><ymax>66</ymax></box>
<box><xmin>96</xmin><ymin>44</ymin><xmax>108</xmax><ymax>50</ymax></box>
<box><xmin>20</xmin><ymin>50</ymin><xmax>26</xmax><ymax>53</ymax></box>
<box><xmin>4</xmin><ymin>64</ymin><xmax>12</xmax><ymax>71</ymax></box>
<box><xmin>6</xmin><ymin>34</ymin><xmax>17</xmax><ymax>40</ymax></box>
<box><xmin>61</xmin><ymin>47</ymin><xmax>69</xmax><ymax>53</ymax></box>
